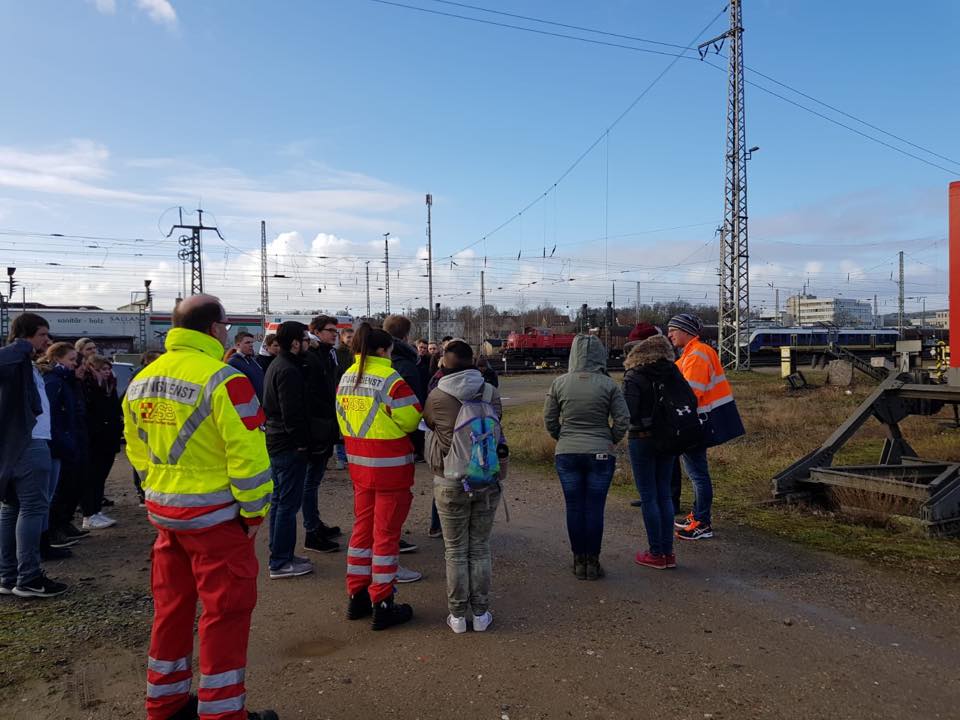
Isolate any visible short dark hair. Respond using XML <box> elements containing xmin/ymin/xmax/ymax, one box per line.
<box><xmin>441</xmin><ymin>336</ymin><xmax>453</xmax><ymax>343</ymax></box>
<box><xmin>383</xmin><ymin>315</ymin><xmax>412</xmax><ymax>340</ymax></box>
<box><xmin>10</xmin><ymin>313</ymin><xmax>49</xmax><ymax>342</ymax></box>
<box><xmin>234</xmin><ymin>331</ymin><xmax>254</xmax><ymax>345</ymax></box>
<box><xmin>309</xmin><ymin>315</ymin><xmax>338</xmax><ymax>333</ymax></box>
<box><xmin>444</xmin><ymin>340</ymin><xmax>473</xmax><ymax>367</ymax></box>
<box><xmin>173</xmin><ymin>300</ymin><xmax>224</xmax><ymax>332</ymax></box>
<box><xmin>416</xmin><ymin>338</ymin><xmax>428</xmax><ymax>345</ymax></box>
<box><xmin>263</xmin><ymin>333</ymin><xmax>277</xmax><ymax>345</ymax></box>
<box><xmin>276</xmin><ymin>321</ymin><xmax>307</xmax><ymax>352</ymax></box>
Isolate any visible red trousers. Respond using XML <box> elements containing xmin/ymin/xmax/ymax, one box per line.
<box><xmin>146</xmin><ymin>521</ymin><xmax>258</xmax><ymax>720</ymax></box>
<box><xmin>346</xmin><ymin>483</ymin><xmax>413</xmax><ymax>602</ymax></box>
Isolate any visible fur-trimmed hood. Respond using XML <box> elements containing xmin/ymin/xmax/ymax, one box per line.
<box><xmin>624</xmin><ymin>334</ymin><xmax>675</xmax><ymax>370</ymax></box>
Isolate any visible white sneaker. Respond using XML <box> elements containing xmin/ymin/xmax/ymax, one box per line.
<box><xmin>395</xmin><ymin>566</ymin><xmax>422</xmax><ymax>584</ymax></box>
<box><xmin>472</xmin><ymin>611</ymin><xmax>493</xmax><ymax>632</ymax></box>
<box><xmin>447</xmin><ymin>614</ymin><xmax>467</xmax><ymax>634</ymax></box>
<box><xmin>95</xmin><ymin>512</ymin><xmax>116</xmax><ymax>527</ymax></box>
<box><xmin>82</xmin><ymin>514</ymin><xmax>115</xmax><ymax>530</ymax></box>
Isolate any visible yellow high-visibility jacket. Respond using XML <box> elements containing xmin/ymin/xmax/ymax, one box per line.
<box><xmin>123</xmin><ymin>328</ymin><xmax>272</xmax><ymax>531</ymax></box>
<box><xmin>336</xmin><ymin>355</ymin><xmax>422</xmax><ymax>489</ymax></box>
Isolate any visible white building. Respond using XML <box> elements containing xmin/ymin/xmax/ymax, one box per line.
<box><xmin>931</xmin><ymin>310</ymin><xmax>949</xmax><ymax>329</ymax></box>
<box><xmin>784</xmin><ymin>295</ymin><xmax>874</xmax><ymax>327</ymax></box>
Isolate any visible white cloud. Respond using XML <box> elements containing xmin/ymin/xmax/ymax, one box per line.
<box><xmin>91</xmin><ymin>0</ymin><xmax>117</xmax><ymax>14</ymax></box>
<box><xmin>135</xmin><ymin>0</ymin><xmax>177</xmax><ymax>25</ymax></box>
<box><xmin>0</xmin><ymin>140</ymin><xmax>167</xmax><ymax>204</ymax></box>
<box><xmin>88</xmin><ymin>0</ymin><xmax>177</xmax><ymax>26</ymax></box>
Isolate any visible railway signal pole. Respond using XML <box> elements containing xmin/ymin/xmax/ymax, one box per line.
<box><xmin>383</xmin><ymin>232</ymin><xmax>391</xmax><ymax>315</ymax></box>
<box><xmin>898</xmin><ymin>250</ymin><xmax>905</xmax><ymax>337</ymax></box>
<box><xmin>480</xmin><ymin>270</ymin><xmax>486</xmax><ymax>349</ymax></box>
<box><xmin>166</xmin><ymin>206</ymin><xmax>224</xmax><ymax>296</ymax></box>
<box><xmin>426</xmin><ymin>194</ymin><xmax>435</xmax><ymax>344</ymax></box>
<box><xmin>260</xmin><ymin>220</ymin><xmax>269</xmax><ymax>332</ymax></box>
<box><xmin>700</xmin><ymin>0</ymin><xmax>752</xmax><ymax>370</ymax></box>
<box><xmin>365</xmin><ymin>261</ymin><xmax>371</xmax><ymax>318</ymax></box>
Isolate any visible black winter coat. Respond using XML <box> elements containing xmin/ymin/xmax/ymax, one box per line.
<box><xmin>263</xmin><ymin>351</ymin><xmax>311</xmax><ymax>455</ymax></box>
<box><xmin>0</xmin><ymin>340</ymin><xmax>42</xmax><ymax>491</ymax></box>
<box><xmin>81</xmin><ymin>373</ymin><xmax>122</xmax><ymax>455</ymax></box>
<box><xmin>304</xmin><ymin>344</ymin><xmax>340</xmax><ymax>451</ymax></box>
<box><xmin>622</xmin><ymin>358</ymin><xmax>685</xmax><ymax>433</ymax></box>
<box><xmin>391</xmin><ymin>339</ymin><xmax>426</xmax><ymax>404</ymax></box>
<box><xmin>45</xmin><ymin>364</ymin><xmax>87</xmax><ymax>462</ymax></box>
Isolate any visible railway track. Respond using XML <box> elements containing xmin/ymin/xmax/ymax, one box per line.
<box><xmin>494</xmin><ymin>350</ymin><xmax>891</xmax><ymax>375</ymax></box>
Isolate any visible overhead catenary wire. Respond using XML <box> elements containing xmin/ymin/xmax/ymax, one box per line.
<box><xmin>438</xmin><ymin>5</ymin><xmax>728</xmax><ymax>260</ymax></box>
<box><xmin>370</xmin><ymin>0</ymin><xmax>960</xmax><ymax>177</ymax></box>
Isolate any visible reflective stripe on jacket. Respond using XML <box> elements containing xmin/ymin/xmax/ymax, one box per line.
<box><xmin>676</xmin><ymin>338</ymin><xmax>745</xmax><ymax>446</ymax></box>
<box><xmin>336</xmin><ymin>355</ymin><xmax>422</xmax><ymax>490</ymax></box>
<box><xmin>123</xmin><ymin>328</ymin><xmax>272</xmax><ymax>531</ymax></box>
<box><xmin>676</xmin><ymin>339</ymin><xmax>733</xmax><ymax>413</ymax></box>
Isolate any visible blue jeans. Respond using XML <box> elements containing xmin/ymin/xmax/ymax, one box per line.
<box><xmin>629</xmin><ymin>439</ymin><xmax>675</xmax><ymax>556</ymax></box>
<box><xmin>43</xmin><ymin>458</ymin><xmax>61</xmax><ymax>533</ymax></box>
<box><xmin>268</xmin><ymin>449</ymin><xmax>308</xmax><ymax>570</ymax></box>
<box><xmin>681</xmin><ymin>446</ymin><xmax>712</xmax><ymax>525</ymax></box>
<box><xmin>335</xmin><ymin>444</ymin><xmax>347</xmax><ymax>465</ymax></box>
<box><xmin>302</xmin><ymin>450</ymin><xmax>331</xmax><ymax>533</ymax></box>
<box><xmin>555</xmin><ymin>453</ymin><xmax>616</xmax><ymax>556</ymax></box>
<box><xmin>0</xmin><ymin>439</ymin><xmax>52</xmax><ymax>586</ymax></box>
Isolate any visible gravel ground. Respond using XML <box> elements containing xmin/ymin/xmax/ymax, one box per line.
<box><xmin>2</xmin><ymin>445</ymin><xmax>959</xmax><ymax>719</ymax></box>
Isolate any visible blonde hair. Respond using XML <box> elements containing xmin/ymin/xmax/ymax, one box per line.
<box><xmin>85</xmin><ymin>354</ymin><xmax>112</xmax><ymax>371</ymax></box>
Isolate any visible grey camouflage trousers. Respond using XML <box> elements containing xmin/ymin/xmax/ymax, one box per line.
<box><xmin>433</xmin><ymin>478</ymin><xmax>501</xmax><ymax>618</ymax></box>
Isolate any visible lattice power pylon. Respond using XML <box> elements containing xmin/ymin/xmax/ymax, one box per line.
<box><xmin>701</xmin><ymin>0</ymin><xmax>750</xmax><ymax>370</ymax></box>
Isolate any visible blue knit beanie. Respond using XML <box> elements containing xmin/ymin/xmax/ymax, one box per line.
<box><xmin>667</xmin><ymin>313</ymin><xmax>702</xmax><ymax>337</ymax></box>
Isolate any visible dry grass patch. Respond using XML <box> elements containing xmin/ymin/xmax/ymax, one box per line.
<box><xmin>502</xmin><ymin>370</ymin><xmax>960</xmax><ymax>579</ymax></box>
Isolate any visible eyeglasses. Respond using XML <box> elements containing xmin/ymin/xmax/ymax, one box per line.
<box><xmin>215</xmin><ymin>320</ymin><xmax>232</xmax><ymax>331</ymax></box>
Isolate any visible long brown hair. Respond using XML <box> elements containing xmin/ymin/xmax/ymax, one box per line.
<box><xmin>38</xmin><ymin>341</ymin><xmax>76</xmax><ymax>373</ymax></box>
<box><xmin>350</xmin><ymin>322</ymin><xmax>392</xmax><ymax>387</ymax></box>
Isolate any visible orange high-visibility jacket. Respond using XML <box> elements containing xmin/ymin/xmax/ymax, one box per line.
<box><xmin>676</xmin><ymin>338</ymin><xmax>745</xmax><ymax>446</ymax></box>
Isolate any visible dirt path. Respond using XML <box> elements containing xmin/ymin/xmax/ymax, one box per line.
<box><xmin>4</xmin><ymin>429</ymin><xmax>960</xmax><ymax>718</ymax></box>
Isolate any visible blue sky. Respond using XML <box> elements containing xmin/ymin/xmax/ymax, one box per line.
<box><xmin>0</xmin><ymin>0</ymin><xmax>956</xmax><ymax>317</ymax></box>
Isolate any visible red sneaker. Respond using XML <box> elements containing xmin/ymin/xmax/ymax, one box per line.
<box><xmin>664</xmin><ymin>553</ymin><xmax>677</xmax><ymax>568</ymax></box>
<box><xmin>634</xmin><ymin>551</ymin><xmax>667</xmax><ymax>569</ymax></box>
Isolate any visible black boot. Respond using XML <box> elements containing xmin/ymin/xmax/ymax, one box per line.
<box><xmin>347</xmin><ymin>587</ymin><xmax>372</xmax><ymax>620</ymax></box>
<box><xmin>167</xmin><ymin>694</ymin><xmax>198</xmax><ymax>720</ymax></box>
<box><xmin>585</xmin><ymin>555</ymin><xmax>605</xmax><ymax>581</ymax></box>
<box><xmin>303</xmin><ymin>530</ymin><xmax>339</xmax><ymax>554</ymax></box>
<box><xmin>573</xmin><ymin>554</ymin><xmax>587</xmax><ymax>580</ymax></box>
<box><xmin>318</xmin><ymin>521</ymin><xmax>341</xmax><ymax>538</ymax></box>
<box><xmin>40</xmin><ymin>532</ymin><xmax>73</xmax><ymax>561</ymax></box>
<box><xmin>371</xmin><ymin>594</ymin><xmax>413</xmax><ymax>631</ymax></box>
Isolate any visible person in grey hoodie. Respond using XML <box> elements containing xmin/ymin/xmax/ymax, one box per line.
<box><xmin>423</xmin><ymin>340</ymin><xmax>503</xmax><ymax>634</ymax></box>
<box><xmin>544</xmin><ymin>334</ymin><xmax>629</xmax><ymax>580</ymax></box>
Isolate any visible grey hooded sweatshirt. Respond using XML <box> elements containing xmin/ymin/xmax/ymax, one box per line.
<box><xmin>543</xmin><ymin>334</ymin><xmax>630</xmax><ymax>455</ymax></box>
<box><xmin>423</xmin><ymin>368</ymin><xmax>503</xmax><ymax>478</ymax></box>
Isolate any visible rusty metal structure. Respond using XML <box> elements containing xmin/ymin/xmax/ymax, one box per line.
<box><xmin>772</xmin><ymin>182</ymin><xmax>960</xmax><ymax>536</ymax></box>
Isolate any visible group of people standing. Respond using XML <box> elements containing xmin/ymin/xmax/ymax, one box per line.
<box><xmin>0</xmin><ymin>315</ymin><xmax>124</xmax><ymax>599</ymax></box>
<box><xmin>117</xmin><ymin>295</ymin><xmax>504</xmax><ymax>718</ymax></box>
<box><xmin>546</xmin><ymin>313</ymin><xmax>744</xmax><ymax>577</ymax></box>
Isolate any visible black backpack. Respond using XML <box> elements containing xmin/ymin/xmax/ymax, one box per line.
<box><xmin>648</xmin><ymin>370</ymin><xmax>706</xmax><ymax>455</ymax></box>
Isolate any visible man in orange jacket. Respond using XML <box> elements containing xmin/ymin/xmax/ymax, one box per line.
<box><xmin>667</xmin><ymin>314</ymin><xmax>745</xmax><ymax>541</ymax></box>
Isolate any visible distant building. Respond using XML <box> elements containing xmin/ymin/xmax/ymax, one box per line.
<box><xmin>784</xmin><ymin>295</ymin><xmax>874</xmax><ymax>327</ymax></box>
<box><xmin>932</xmin><ymin>310</ymin><xmax>949</xmax><ymax>329</ymax></box>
